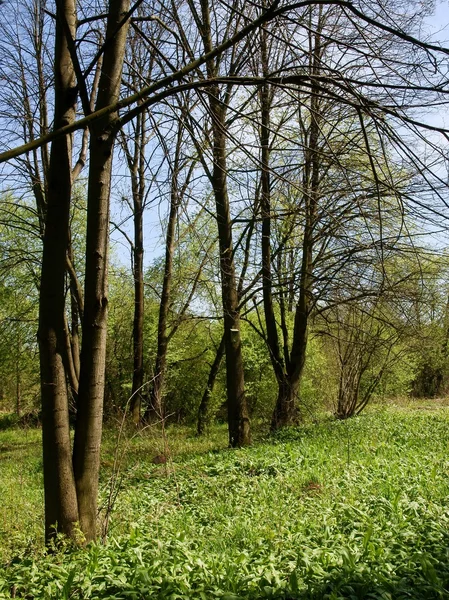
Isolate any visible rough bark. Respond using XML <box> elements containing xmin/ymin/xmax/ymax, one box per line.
<box><xmin>38</xmin><ymin>0</ymin><xmax>79</xmax><ymax>542</ymax></box>
<box><xmin>72</xmin><ymin>0</ymin><xmax>130</xmax><ymax>542</ymax></box>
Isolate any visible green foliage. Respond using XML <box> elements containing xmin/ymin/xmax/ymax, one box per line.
<box><xmin>240</xmin><ymin>319</ymin><xmax>277</xmax><ymax>422</ymax></box>
<box><xmin>2</xmin><ymin>406</ymin><xmax>449</xmax><ymax>598</ymax></box>
<box><xmin>373</xmin><ymin>344</ymin><xmax>417</xmax><ymax>400</ymax></box>
<box><xmin>164</xmin><ymin>320</ymin><xmax>220</xmax><ymax>422</ymax></box>
<box><xmin>300</xmin><ymin>336</ymin><xmax>336</xmax><ymax>415</ymax></box>
<box><xmin>105</xmin><ymin>268</ymin><xmax>139</xmax><ymax>412</ymax></box>
<box><xmin>0</xmin><ymin>189</ymin><xmax>88</xmax><ymax>415</ymax></box>
<box><xmin>0</xmin><ymin>195</ymin><xmax>41</xmax><ymax>414</ymax></box>
<box><xmin>400</xmin><ymin>253</ymin><xmax>449</xmax><ymax>398</ymax></box>
<box><xmin>0</xmin><ymin>426</ymin><xmax>43</xmax><ymax>562</ymax></box>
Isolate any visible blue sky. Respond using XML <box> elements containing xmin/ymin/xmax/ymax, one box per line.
<box><xmin>427</xmin><ymin>1</ymin><xmax>449</xmax><ymax>41</ymax></box>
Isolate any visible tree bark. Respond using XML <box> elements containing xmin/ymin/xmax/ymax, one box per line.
<box><xmin>128</xmin><ymin>110</ymin><xmax>146</xmax><ymax>423</ymax></box>
<box><xmin>38</xmin><ymin>0</ymin><xmax>79</xmax><ymax>542</ymax></box>
<box><xmin>212</xmin><ymin>108</ymin><xmax>250</xmax><ymax>447</ymax></box>
<box><xmin>130</xmin><ymin>192</ymin><xmax>144</xmax><ymax>422</ymax></box>
<box><xmin>199</xmin><ymin>0</ymin><xmax>250</xmax><ymax>447</ymax></box>
<box><xmin>73</xmin><ymin>0</ymin><xmax>130</xmax><ymax>542</ymax></box>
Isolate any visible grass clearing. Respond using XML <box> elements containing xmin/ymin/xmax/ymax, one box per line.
<box><xmin>1</xmin><ymin>405</ymin><xmax>449</xmax><ymax>598</ymax></box>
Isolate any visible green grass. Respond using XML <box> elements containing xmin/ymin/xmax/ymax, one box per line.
<box><xmin>1</xmin><ymin>405</ymin><xmax>449</xmax><ymax>598</ymax></box>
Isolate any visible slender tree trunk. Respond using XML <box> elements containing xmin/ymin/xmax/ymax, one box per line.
<box><xmin>128</xmin><ymin>111</ymin><xmax>146</xmax><ymax>423</ymax></box>
<box><xmin>63</xmin><ymin>314</ymin><xmax>79</xmax><ymax>399</ymax></box>
<box><xmin>197</xmin><ymin>333</ymin><xmax>225</xmax><ymax>435</ymax></box>
<box><xmin>38</xmin><ymin>0</ymin><xmax>79</xmax><ymax>542</ymax></box>
<box><xmin>67</xmin><ymin>238</ymin><xmax>83</xmax><ymax>386</ymax></box>
<box><xmin>146</xmin><ymin>130</ymin><xmax>183</xmax><ymax>422</ymax></box>
<box><xmin>257</xmin><ymin>26</ymin><xmax>294</xmax><ymax>429</ymax></box>
<box><xmin>200</xmin><ymin>0</ymin><xmax>250</xmax><ymax>447</ymax></box>
<box><xmin>257</xmin><ymin>25</ymin><xmax>300</xmax><ymax>429</ymax></box>
<box><xmin>63</xmin><ymin>241</ymin><xmax>82</xmax><ymax>404</ymax></box>
<box><xmin>130</xmin><ymin>199</ymin><xmax>144</xmax><ymax>421</ymax></box>
<box><xmin>73</xmin><ymin>0</ymin><xmax>130</xmax><ymax>542</ymax></box>
<box><xmin>272</xmin><ymin>139</ymin><xmax>317</xmax><ymax>429</ymax></box>
<box><xmin>196</xmin><ymin>181</ymin><xmax>258</xmax><ymax>436</ymax></box>
<box><xmin>70</xmin><ymin>296</ymin><xmax>81</xmax><ymax>385</ymax></box>
<box><xmin>214</xmin><ymin>115</ymin><xmax>250</xmax><ymax>446</ymax></box>
<box><xmin>211</xmin><ymin>99</ymin><xmax>250</xmax><ymax>447</ymax></box>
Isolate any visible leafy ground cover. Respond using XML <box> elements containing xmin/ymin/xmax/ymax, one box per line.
<box><xmin>1</xmin><ymin>404</ymin><xmax>449</xmax><ymax>599</ymax></box>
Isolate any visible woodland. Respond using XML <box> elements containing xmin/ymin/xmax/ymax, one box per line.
<box><xmin>1</xmin><ymin>0</ymin><xmax>449</xmax><ymax>597</ymax></box>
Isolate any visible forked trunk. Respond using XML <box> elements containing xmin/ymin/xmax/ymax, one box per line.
<box><xmin>269</xmin><ymin>11</ymin><xmax>323</xmax><ymax>429</ymax></box>
<box><xmin>73</xmin><ymin>0</ymin><xmax>130</xmax><ymax>542</ymax></box>
<box><xmin>38</xmin><ymin>0</ymin><xmax>79</xmax><ymax>541</ymax></box>
<box><xmin>271</xmin><ymin>379</ymin><xmax>299</xmax><ymax>429</ymax></box>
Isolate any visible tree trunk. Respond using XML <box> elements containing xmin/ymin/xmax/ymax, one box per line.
<box><xmin>38</xmin><ymin>0</ymin><xmax>79</xmax><ymax>542</ymax></box>
<box><xmin>200</xmin><ymin>0</ymin><xmax>250</xmax><ymax>447</ymax></box>
<box><xmin>73</xmin><ymin>0</ymin><xmax>130</xmax><ymax>542</ymax></box>
<box><xmin>197</xmin><ymin>333</ymin><xmax>225</xmax><ymax>435</ymax></box>
<box><xmin>67</xmin><ymin>239</ymin><xmax>82</xmax><ymax>386</ymax></box>
<box><xmin>271</xmin><ymin>379</ymin><xmax>299</xmax><ymax>427</ymax></box>
<box><xmin>257</xmin><ymin>26</ymin><xmax>295</xmax><ymax>431</ymax></box>
<box><xmin>129</xmin><ymin>111</ymin><xmax>146</xmax><ymax>423</ymax></box>
<box><xmin>257</xmin><ymin>26</ymin><xmax>302</xmax><ymax>430</ymax></box>
<box><xmin>145</xmin><ymin>127</ymin><xmax>183</xmax><ymax>423</ymax></box>
<box><xmin>272</xmin><ymin>155</ymin><xmax>315</xmax><ymax>429</ymax></box>
<box><xmin>211</xmin><ymin>101</ymin><xmax>250</xmax><ymax>447</ymax></box>
<box><xmin>130</xmin><ymin>203</ymin><xmax>144</xmax><ymax>422</ymax></box>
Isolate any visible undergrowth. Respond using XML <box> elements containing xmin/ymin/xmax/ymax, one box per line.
<box><xmin>1</xmin><ymin>405</ymin><xmax>449</xmax><ymax>599</ymax></box>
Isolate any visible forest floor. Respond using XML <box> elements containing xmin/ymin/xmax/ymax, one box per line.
<box><xmin>1</xmin><ymin>400</ymin><xmax>449</xmax><ymax>599</ymax></box>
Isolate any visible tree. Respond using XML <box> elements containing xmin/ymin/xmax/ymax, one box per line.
<box><xmin>1</xmin><ymin>0</ymin><xmax>449</xmax><ymax>544</ymax></box>
<box><xmin>36</xmin><ymin>0</ymin><xmax>132</xmax><ymax>543</ymax></box>
<box><xmin>325</xmin><ymin>300</ymin><xmax>405</xmax><ymax>419</ymax></box>
<box><xmin>196</xmin><ymin>0</ymin><xmax>252</xmax><ymax>446</ymax></box>
<box><xmin>256</xmin><ymin>8</ymin><xmax>325</xmax><ymax>429</ymax></box>
<box><xmin>145</xmin><ymin>97</ymin><xmax>200</xmax><ymax>423</ymax></box>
